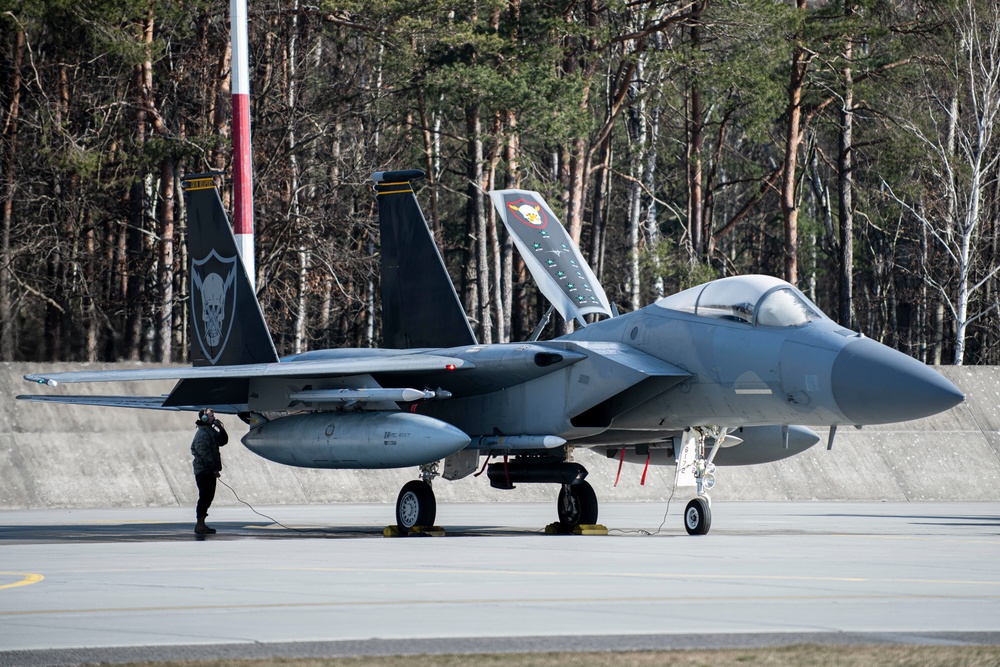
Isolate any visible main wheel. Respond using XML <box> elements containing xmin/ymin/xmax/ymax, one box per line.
<box><xmin>557</xmin><ymin>481</ymin><xmax>599</xmax><ymax>529</ymax></box>
<box><xmin>684</xmin><ymin>497</ymin><xmax>712</xmax><ymax>535</ymax></box>
<box><xmin>396</xmin><ymin>480</ymin><xmax>436</xmax><ymax>530</ymax></box>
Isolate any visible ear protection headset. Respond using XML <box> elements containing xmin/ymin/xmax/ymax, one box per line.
<box><xmin>199</xmin><ymin>409</ymin><xmax>211</xmax><ymax>423</ymax></box>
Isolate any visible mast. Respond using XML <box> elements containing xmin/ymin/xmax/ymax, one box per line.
<box><xmin>231</xmin><ymin>0</ymin><xmax>255</xmax><ymax>290</ymax></box>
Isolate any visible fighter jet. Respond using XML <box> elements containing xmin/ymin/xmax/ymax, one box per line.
<box><xmin>17</xmin><ymin>170</ymin><xmax>965</xmax><ymax>535</ymax></box>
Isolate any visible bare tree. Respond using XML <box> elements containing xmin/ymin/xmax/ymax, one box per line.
<box><xmin>0</xmin><ymin>29</ymin><xmax>23</xmax><ymax>360</ymax></box>
<box><xmin>780</xmin><ymin>0</ymin><xmax>812</xmax><ymax>286</ymax></box>
<box><xmin>884</xmin><ymin>0</ymin><xmax>1000</xmax><ymax>365</ymax></box>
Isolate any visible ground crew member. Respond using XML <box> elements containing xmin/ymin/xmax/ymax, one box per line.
<box><xmin>191</xmin><ymin>407</ymin><xmax>228</xmax><ymax>534</ymax></box>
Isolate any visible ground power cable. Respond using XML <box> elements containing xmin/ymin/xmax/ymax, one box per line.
<box><xmin>608</xmin><ymin>465</ymin><xmax>678</xmax><ymax>536</ymax></box>
<box><xmin>220</xmin><ymin>469</ymin><xmax>678</xmax><ymax>537</ymax></box>
<box><xmin>217</xmin><ymin>477</ymin><xmax>342</xmax><ymax>535</ymax></box>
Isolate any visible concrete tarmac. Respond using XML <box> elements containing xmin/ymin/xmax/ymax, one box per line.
<box><xmin>1</xmin><ymin>501</ymin><xmax>1000</xmax><ymax>666</ymax></box>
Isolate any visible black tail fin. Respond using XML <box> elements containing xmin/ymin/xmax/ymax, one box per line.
<box><xmin>373</xmin><ymin>170</ymin><xmax>477</xmax><ymax>349</ymax></box>
<box><xmin>182</xmin><ymin>174</ymin><xmax>279</xmax><ymax>366</ymax></box>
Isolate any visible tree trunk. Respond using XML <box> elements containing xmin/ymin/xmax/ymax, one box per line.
<box><xmin>780</xmin><ymin>0</ymin><xmax>810</xmax><ymax>285</ymax></box>
<box><xmin>646</xmin><ymin>104</ymin><xmax>663</xmax><ymax>299</ymax></box>
<box><xmin>124</xmin><ymin>4</ymin><xmax>157</xmax><ymax>361</ymax></box>
<box><xmin>84</xmin><ymin>217</ymin><xmax>98</xmax><ymax>362</ymax></box>
<box><xmin>688</xmin><ymin>26</ymin><xmax>704</xmax><ymax>263</ymax></box>
<box><xmin>295</xmin><ymin>247</ymin><xmax>308</xmax><ymax>354</ymax></box>
<box><xmin>0</xmin><ymin>30</ymin><xmax>23</xmax><ymax>360</ymax></box>
<box><xmin>589</xmin><ymin>136</ymin><xmax>611</xmax><ymax>284</ymax></box>
<box><xmin>466</xmin><ymin>102</ymin><xmax>491</xmax><ymax>343</ymax></box>
<box><xmin>417</xmin><ymin>87</ymin><xmax>440</xmax><ymax>236</ymax></box>
<box><xmin>486</xmin><ymin>113</ymin><xmax>504</xmax><ymax>343</ymax></box>
<box><xmin>626</xmin><ymin>62</ymin><xmax>646</xmax><ymax>310</ymax></box>
<box><xmin>838</xmin><ymin>0</ymin><xmax>855</xmax><ymax>329</ymax></box>
<box><xmin>157</xmin><ymin>160</ymin><xmax>175</xmax><ymax>362</ymax></box>
<box><xmin>288</xmin><ymin>0</ymin><xmax>308</xmax><ymax>355</ymax></box>
<box><xmin>499</xmin><ymin>111</ymin><xmax>519</xmax><ymax>343</ymax></box>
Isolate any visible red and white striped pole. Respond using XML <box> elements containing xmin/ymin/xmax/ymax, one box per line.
<box><xmin>231</xmin><ymin>0</ymin><xmax>255</xmax><ymax>290</ymax></box>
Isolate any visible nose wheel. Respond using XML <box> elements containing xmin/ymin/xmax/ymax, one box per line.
<box><xmin>683</xmin><ymin>497</ymin><xmax>712</xmax><ymax>535</ymax></box>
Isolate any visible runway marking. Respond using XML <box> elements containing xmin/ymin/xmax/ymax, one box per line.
<box><xmin>33</xmin><ymin>564</ymin><xmax>1000</xmax><ymax>589</ymax></box>
<box><xmin>0</xmin><ymin>572</ymin><xmax>43</xmax><ymax>590</ymax></box>
<box><xmin>290</xmin><ymin>566</ymin><xmax>1000</xmax><ymax>588</ymax></box>
<box><xmin>3</xmin><ymin>592</ymin><xmax>1000</xmax><ymax>617</ymax></box>
<box><xmin>830</xmin><ymin>533</ymin><xmax>1000</xmax><ymax>546</ymax></box>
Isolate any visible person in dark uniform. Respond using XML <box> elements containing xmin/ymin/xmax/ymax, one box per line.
<box><xmin>191</xmin><ymin>408</ymin><xmax>228</xmax><ymax>534</ymax></box>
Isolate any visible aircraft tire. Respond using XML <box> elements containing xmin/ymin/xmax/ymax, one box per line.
<box><xmin>684</xmin><ymin>497</ymin><xmax>711</xmax><ymax>535</ymax></box>
<box><xmin>396</xmin><ymin>480</ymin><xmax>436</xmax><ymax>530</ymax></box>
<box><xmin>557</xmin><ymin>480</ymin><xmax>599</xmax><ymax>528</ymax></box>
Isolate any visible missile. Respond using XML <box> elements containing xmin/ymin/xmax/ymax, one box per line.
<box><xmin>242</xmin><ymin>411</ymin><xmax>470</xmax><ymax>469</ymax></box>
<box><xmin>24</xmin><ymin>375</ymin><xmax>58</xmax><ymax>387</ymax></box>
<box><xmin>289</xmin><ymin>388</ymin><xmax>442</xmax><ymax>404</ymax></box>
<box><xmin>469</xmin><ymin>434</ymin><xmax>566</xmax><ymax>450</ymax></box>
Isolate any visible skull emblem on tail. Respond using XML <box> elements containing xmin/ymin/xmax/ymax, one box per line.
<box><xmin>201</xmin><ymin>273</ymin><xmax>228</xmax><ymax>346</ymax></box>
<box><xmin>191</xmin><ymin>250</ymin><xmax>238</xmax><ymax>365</ymax></box>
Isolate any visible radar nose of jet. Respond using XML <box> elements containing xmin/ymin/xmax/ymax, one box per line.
<box><xmin>831</xmin><ymin>338</ymin><xmax>964</xmax><ymax>425</ymax></box>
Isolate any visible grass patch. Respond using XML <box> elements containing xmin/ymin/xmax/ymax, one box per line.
<box><xmin>109</xmin><ymin>645</ymin><xmax>1000</xmax><ymax>667</ymax></box>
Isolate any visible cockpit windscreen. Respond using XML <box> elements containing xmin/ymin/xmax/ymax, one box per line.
<box><xmin>655</xmin><ymin>275</ymin><xmax>824</xmax><ymax>327</ymax></box>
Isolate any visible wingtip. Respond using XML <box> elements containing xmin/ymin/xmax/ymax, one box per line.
<box><xmin>24</xmin><ymin>375</ymin><xmax>56</xmax><ymax>387</ymax></box>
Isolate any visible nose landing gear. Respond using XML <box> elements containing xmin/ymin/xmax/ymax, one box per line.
<box><xmin>683</xmin><ymin>496</ymin><xmax>712</xmax><ymax>535</ymax></box>
<box><xmin>675</xmin><ymin>428</ymin><xmax>727</xmax><ymax>535</ymax></box>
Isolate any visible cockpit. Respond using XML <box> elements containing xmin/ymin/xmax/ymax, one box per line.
<box><xmin>654</xmin><ymin>275</ymin><xmax>826</xmax><ymax>327</ymax></box>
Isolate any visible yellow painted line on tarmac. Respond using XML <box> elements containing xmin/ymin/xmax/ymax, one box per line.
<box><xmin>0</xmin><ymin>572</ymin><xmax>44</xmax><ymax>590</ymax></box>
<box><xmin>3</xmin><ymin>592</ymin><xmax>1000</xmax><ymax>617</ymax></box>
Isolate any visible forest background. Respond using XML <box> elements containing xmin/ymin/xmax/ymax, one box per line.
<box><xmin>1</xmin><ymin>0</ymin><xmax>998</xmax><ymax>366</ymax></box>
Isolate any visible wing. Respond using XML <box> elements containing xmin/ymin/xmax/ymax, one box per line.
<box><xmin>22</xmin><ymin>353</ymin><xmax>474</xmax><ymax>387</ymax></box>
<box><xmin>13</xmin><ymin>394</ymin><xmax>244</xmax><ymax>414</ymax></box>
<box><xmin>18</xmin><ymin>353</ymin><xmax>476</xmax><ymax>413</ymax></box>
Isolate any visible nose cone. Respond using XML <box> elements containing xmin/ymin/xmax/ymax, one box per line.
<box><xmin>832</xmin><ymin>338</ymin><xmax>964</xmax><ymax>425</ymax></box>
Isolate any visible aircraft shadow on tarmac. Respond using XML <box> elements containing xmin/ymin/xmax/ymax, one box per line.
<box><xmin>0</xmin><ymin>522</ymin><xmax>378</xmax><ymax>543</ymax></box>
<box><xmin>0</xmin><ymin>522</ymin><xmax>560</xmax><ymax>543</ymax></box>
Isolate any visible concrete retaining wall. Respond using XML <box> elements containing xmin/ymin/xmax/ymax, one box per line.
<box><xmin>2</xmin><ymin>363</ymin><xmax>998</xmax><ymax>509</ymax></box>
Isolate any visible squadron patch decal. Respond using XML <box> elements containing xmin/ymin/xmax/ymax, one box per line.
<box><xmin>506</xmin><ymin>199</ymin><xmax>548</xmax><ymax>229</ymax></box>
<box><xmin>191</xmin><ymin>249</ymin><xmax>238</xmax><ymax>365</ymax></box>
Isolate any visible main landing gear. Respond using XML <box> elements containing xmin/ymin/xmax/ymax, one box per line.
<box><xmin>395</xmin><ymin>462</ymin><xmax>439</xmax><ymax>531</ymax></box>
<box><xmin>557</xmin><ymin>480</ymin><xmax>598</xmax><ymax>530</ymax></box>
<box><xmin>484</xmin><ymin>450</ymin><xmax>600</xmax><ymax>530</ymax></box>
<box><xmin>395</xmin><ymin>480</ymin><xmax>436</xmax><ymax>530</ymax></box>
<box><xmin>394</xmin><ymin>451</ymin><xmax>605</xmax><ymax>533</ymax></box>
<box><xmin>675</xmin><ymin>428</ymin><xmax>727</xmax><ymax>535</ymax></box>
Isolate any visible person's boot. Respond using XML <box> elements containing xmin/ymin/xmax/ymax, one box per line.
<box><xmin>194</xmin><ymin>518</ymin><xmax>216</xmax><ymax>535</ymax></box>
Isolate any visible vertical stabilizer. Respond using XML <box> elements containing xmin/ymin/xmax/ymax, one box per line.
<box><xmin>182</xmin><ymin>174</ymin><xmax>278</xmax><ymax>367</ymax></box>
<box><xmin>489</xmin><ymin>189</ymin><xmax>612</xmax><ymax>327</ymax></box>
<box><xmin>373</xmin><ymin>170</ymin><xmax>477</xmax><ymax>349</ymax></box>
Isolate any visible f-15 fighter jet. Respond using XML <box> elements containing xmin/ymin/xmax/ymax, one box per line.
<box><xmin>17</xmin><ymin>170</ymin><xmax>964</xmax><ymax>535</ymax></box>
